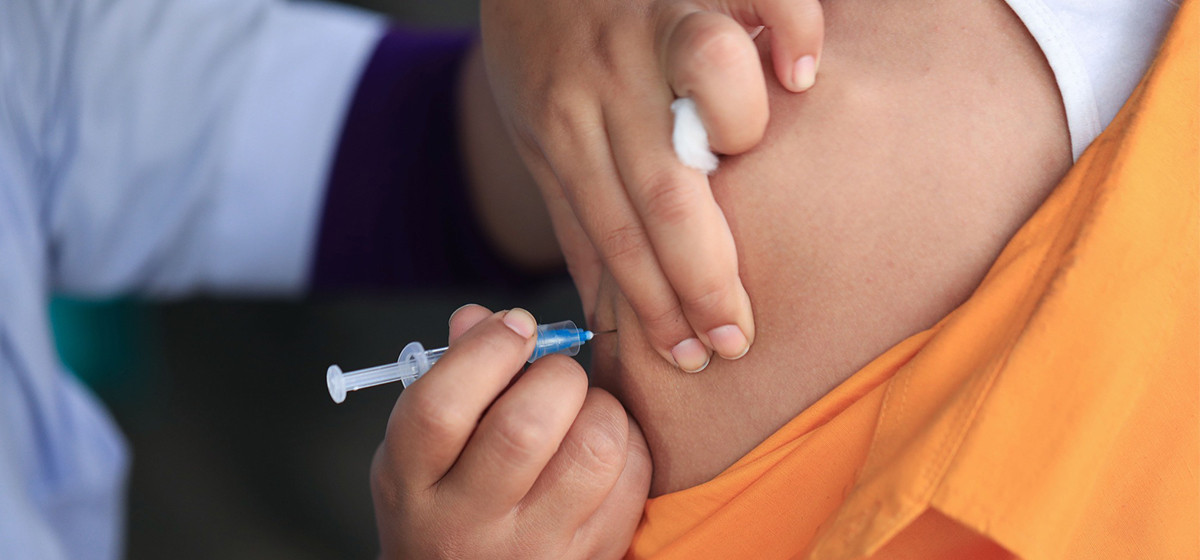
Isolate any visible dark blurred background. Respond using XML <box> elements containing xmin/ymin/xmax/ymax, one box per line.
<box><xmin>47</xmin><ymin>1</ymin><xmax>584</xmax><ymax>557</ymax></box>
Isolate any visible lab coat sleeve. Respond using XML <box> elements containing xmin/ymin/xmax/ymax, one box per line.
<box><xmin>39</xmin><ymin>0</ymin><xmax>384</xmax><ymax>297</ymax></box>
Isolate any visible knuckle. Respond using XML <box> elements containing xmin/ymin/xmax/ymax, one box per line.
<box><xmin>531</xmin><ymin>88</ymin><xmax>588</xmax><ymax>139</ymax></box>
<box><xmin>572</xmin><ymin>432</ymin><xmax>626</xmax><ymax>480</ymax></box>
<box><xmin>591</xmin><ymin>22</ymin><xmax>625</xmax><ymax>76</ymax></box>
<box><xmin>682</xmin><ymin>277</ymin><xmax>737</xmax><ymax>318</ymax></box>
<box><xmin>694</xmin><ymin>28</ymin><xmax>748</xmax><ymax>72</ymax></box>
<box><xmin>795</xmin><ymin>0</ymin><xmax>826</xmax><ymax>27</ymax></box>
<box><xmin>402</xmin><ymin>391</ymin><xmax>468</xmax><ymax>443</ymax></box>
<box><xmin>639</xmin><ymin>169</ymin><xmax>698</xmax><ymax>227</ymax></box>
<box><xmin>597</xmin><ymin>222</ymin><xmax>652</xmax><ymax>266</ymax></box>
<box><xmin>680</xmin><ymin>20</ymin><xmax>748</xmax><ymax>74</ymax></box>
<box><xmin>571</xmin><ymin>421</ymin><xmax>627</xmax><ymax>478</ymax></box>
<box><xmin>640</xmin><ymin>300</ymin><xmax>685</xmax><ymax>333</ymax></box>
<box><xmin>491</xmin><ymin>412</ymin><xmax>554</xmax><ymax>464</ymax></box>
<box><xmin>632</xmin><ymin>300</ymin><xmax>690</xmax><ymax>348</ymax></box>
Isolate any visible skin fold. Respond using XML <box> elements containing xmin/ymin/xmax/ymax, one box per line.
<box><xmin>585</xmin><ymin>0</ymin><xmax>1072</xmax><ymax>496</ymax></box>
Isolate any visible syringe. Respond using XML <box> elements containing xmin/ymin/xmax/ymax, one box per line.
<box><xmin>326</xmin><ymin>320</ymin><xmax>594</xmax><ymax>404</ymax></box>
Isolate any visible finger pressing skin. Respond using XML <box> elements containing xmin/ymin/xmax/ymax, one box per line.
<box><xmin>731</xmin><ymin>0</ymin><xmax>825</xmax><ymax>92</ymax></box>
<box><xmin>604</xmin><ymin>88</ymin><xmax>755</xmax><ymax>365</ymax></box>
<box><xmin>538</xmin><ymin>112</ymin><xmax>697</xmax><ymax>369</ymax></box>
<box><xmin>383</xmin><ymin>309</ymin><xmax>538</xmax><ymax>489</ymax></box>
<box><xmin>439</xmin><ymin>354</ymin><xmax>590</xmax><ymax>519</ymax></box>
<box><xmin>664</xmin><ymin>10</ymin><xmax>768</xmax><ymax>154</ymax></box>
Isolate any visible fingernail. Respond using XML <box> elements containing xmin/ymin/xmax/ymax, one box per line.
<box><xmin>706</xmin><ymin>325</ymin><xmax>749</xmax><ymax>360</ymax></box>
<box><xmin>671</xmin><ymin>338</ymin><xmax>711</xmax><ymax>373</ymax></box>
<box><xmin>793</xmin><ymin>55</ymin><xmax>816</xmax><ymax>91</ymax></box>
<box><xmin>502</xmin><ymin>309</ymin><xmax>537</xmax><ymax>338</ymax></box>
<box><xmin>448</xmin><ymin>304</ymin><xmax>474</xmax><ymax>327</ymax></box>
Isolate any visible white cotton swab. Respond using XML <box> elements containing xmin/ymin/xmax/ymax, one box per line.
<box><xmin>670</xmin><ymin>97</ymin><xmax>718</xmax><ymax>174</ymax></box>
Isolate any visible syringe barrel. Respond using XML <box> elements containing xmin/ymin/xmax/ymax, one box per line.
<box><xmin>529</xmin><ymin>320</ymin><xmax>589</xmax><ymax>362</ymax></box>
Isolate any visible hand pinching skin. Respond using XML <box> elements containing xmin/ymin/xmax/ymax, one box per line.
<box><xmin>371</xmin><ymin>305</ymin><xmax>652</xmax><ymax>559</ymax></box>
<box><xmin>481</xmin><ymin>0</ymin><xmax>825</xmax><ymax>372</ymax></box>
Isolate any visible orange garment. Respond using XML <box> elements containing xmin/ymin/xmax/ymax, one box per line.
<box><xmin>627</xmin><ymin>2</ymin><xmax>1199</xmax><ymax>558</ymax></box>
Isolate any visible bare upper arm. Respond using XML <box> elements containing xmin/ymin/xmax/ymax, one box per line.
<box><xmin>588</xmin><ymin>0</ymin><xmax>1071</xmax><ymax>496</ymax></box>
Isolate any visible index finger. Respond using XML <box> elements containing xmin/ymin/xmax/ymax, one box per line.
<box><xmin>604</xmin><ymin>87</ymin><xmax>756</xmax><ymax>364</ymax></box>
<box><xmin>381</xmin><ymin>309</ymin><xmax>538</xmax><ymax>488</ymax></box>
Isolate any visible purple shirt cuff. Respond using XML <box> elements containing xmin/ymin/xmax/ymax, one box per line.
<box><xmin>311</xmin><ymin>28</ymin><xmax>553</xmax><ymax>292</ymax></box>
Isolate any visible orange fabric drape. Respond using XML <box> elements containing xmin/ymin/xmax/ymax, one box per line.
<box><xmin>627</xmin><ymin>2</ymin><xmax>1199</xmax><ymax>558</ymax></box>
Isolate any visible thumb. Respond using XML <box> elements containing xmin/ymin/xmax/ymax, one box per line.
<box><xmin>662</xmin><ymin>9</ymin><xmax>768</xmax><ymax>155</ymax></box>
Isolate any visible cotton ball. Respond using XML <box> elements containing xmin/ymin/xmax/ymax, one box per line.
<box><xmin>671</xmin><ymin>97</ymin><xmax>718</xmax><ymax>174</ymax></box>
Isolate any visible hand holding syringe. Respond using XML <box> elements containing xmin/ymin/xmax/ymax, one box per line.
<box><xmin>366</xmin><ymin>306</ymin><xmax>649</xmax><ymax>558</ymax></box>
<box><xmin>327</xmin><ymin>319</ymin><xmax>600</xmax><ymax>404</ymax></box>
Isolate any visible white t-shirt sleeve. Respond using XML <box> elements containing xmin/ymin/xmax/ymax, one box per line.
<box><xmin>1003</xmin><ymin>0</ymin><xmax>1179</xmax><ymax>160</ymax></box>
<box><xmin>35</xmin><ymin>0</ymin><xmax>383</xmax><ymax>297</ymax></box>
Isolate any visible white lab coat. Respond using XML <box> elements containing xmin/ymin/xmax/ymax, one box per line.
<box><xmin>0</xmin><ymin>0</ymin><xmax>382</xmax><ymax>557</ymax></box>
